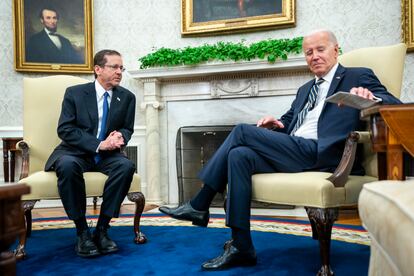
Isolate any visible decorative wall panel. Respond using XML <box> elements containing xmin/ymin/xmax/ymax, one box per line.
<box><xmin>1</xmin><ymin>0</ymin><xmax>412</xmax><ymax>130</ymax></box>
<box><xmin>1</xmin><ymin>0</ymin><xmax>413</xmax><ymax>184</ymax></box>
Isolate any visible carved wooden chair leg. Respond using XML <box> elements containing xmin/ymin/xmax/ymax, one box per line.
<box><xmin>24</xmin><ymin>209</ymin><xmax>32</xmax><ymax>237</ymax></box>
<box><xmin>93</xmin><ymin>196</ymin><xmax>98</xmax><ymax>210</ymax></box>
<box><xmin>308</xmin><ymin>216</ymin><xmax>318</xmax><ymax>240</ymax></box>
<box><xmin>305</xmin><ymin>207</ymin><xmax>339</xmax><ymax>276</ymax></box>
<box><xmin>15</xmin><ymin>200</ymin><xmax>37</xmax><ymax>260</ymax></box>
<box><xmin>127</xmin><ymin>192</ymin><xmax>147</xmax><ymax>244</ymax></box>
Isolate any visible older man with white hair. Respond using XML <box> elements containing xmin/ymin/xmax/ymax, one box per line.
<box><xmin>160</xmin><ymin>29</ymin><xmax>401</xmax><ymax>270</ymax></box>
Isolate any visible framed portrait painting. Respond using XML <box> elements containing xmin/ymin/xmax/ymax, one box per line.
<box><xmin>181</xmin><ymin>0</ymin><xmax>295</xmax><ymax>36</ymax></box>
<box><xmin>403</xmin><ymin>0</ymin><xmax>414</xmax><ymax>51</ymax></box>
<box><xmin>13</xmin><ymin>0</ymin><xmax>94</xmax><ymax>73</ymax></box>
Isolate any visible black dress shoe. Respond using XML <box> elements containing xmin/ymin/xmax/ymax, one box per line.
<box><xmin>75</xmin><ymin>230</ymin><xmax>100</xmax><ymax>258</ymax></box>
<box><xmin>93</xmin><ymin>227</ymin><xmax>118</xmax><ymax>254</ymax></box>
<box><xmin>202</xmin><ymin>242</ymin><xmax>257</xmax><ymax>270</ymax></box>
<box><xmin>159</xmin><ymin>202</ymin><xmax>209</xmax><ymax>227</ymax></box>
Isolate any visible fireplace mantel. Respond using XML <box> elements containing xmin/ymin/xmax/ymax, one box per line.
<box><xmin>129</xmin><ymin>56</ymin><xmax>308</xmax><ymax>81</ymax></box>
<box><xmin>129</xmin><ymin>57</ymin><xmax>311</xmax><ymax>204</ymax></box>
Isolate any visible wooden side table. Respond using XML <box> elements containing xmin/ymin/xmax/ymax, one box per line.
<box><xmin>0</xmin><ymin>183</ymin><xmax>30</xmax><ymax>276</ymax></box>
<box><xmin>361</xmin><ymin>104</ymin><xmax>414</xmax><ymax>180</ymax></box>
<box><xmin>2</xmin><ymin>138</ymin><xmax>23</xmax><ymax>182</ymax></box>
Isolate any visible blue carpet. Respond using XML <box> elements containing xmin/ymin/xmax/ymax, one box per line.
<box><xmin>16</xmin><ymin>222</ymin><xmax>369</xmax><ymax>276</ymax></box>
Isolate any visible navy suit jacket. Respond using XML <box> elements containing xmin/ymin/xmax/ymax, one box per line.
<box><xmin>276</xmin><ymin>64</ymin><xmax>401</xmax><ymax>174</ymax></box>
<box><xmin>26</xmin><ymin>30</ymin><xmax>83</xmax><ymax>64</ymax></box>
<box><xmin>45</xmin><ymin>82</ymin><xmax>136</xmax><ymax>171</ymax></box>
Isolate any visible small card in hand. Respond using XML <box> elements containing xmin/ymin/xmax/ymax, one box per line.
<box><xmin>325</xmin><ymin>91</ymin><xmax>381</xmax><ymax>110</ymax></box>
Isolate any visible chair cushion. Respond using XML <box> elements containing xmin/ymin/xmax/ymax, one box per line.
<box><xmin>252</xmin><ymin>172</ymin><xmax>377</xmax><ymax>208</ymax></box>
<box><xmin>19</xmin><ymin>171</ymin><xmax>141</xmax><ymax>200</ymax></box>
<box><xmin>359</xmin><ymin>180</ymin><xmax>414</xmax><ymax>276</ymax></box>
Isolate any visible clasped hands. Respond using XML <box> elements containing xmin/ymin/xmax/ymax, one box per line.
<box><xmin>99</xmin><ymin>131</ymin><xmax>124</xmax><ymax>151</ymax></box>
<box><xmin>256</xmin><ymin>87</ymin><xmax>376</xmax><ymax>129</ymax></box>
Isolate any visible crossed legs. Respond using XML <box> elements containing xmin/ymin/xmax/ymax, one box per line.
<box><xmin>160</xmin><ymin>124</ymin><xmax>318</xmax><ymax>270</ymax></box>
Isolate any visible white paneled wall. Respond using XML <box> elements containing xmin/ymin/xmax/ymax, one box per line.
<box><xmin>0</xmin><ymin>0</ymin><xmax>412</xmax><ymax>129</ymax></box>
<box><xmin>1</xmin><ymin>0</ymin><xmax>413</xmax><ymax>199</ymax></box>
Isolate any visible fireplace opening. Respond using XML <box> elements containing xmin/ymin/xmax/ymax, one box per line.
<box><xmin>176</xmin><ymin>126</ymin><xmax>294</xmax><ymax>209</ymax></box>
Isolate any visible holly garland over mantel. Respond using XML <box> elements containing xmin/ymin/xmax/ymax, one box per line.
<box><xmin>138</xmin><ymin>37</ymin><xmax>304</xmax><ymax>69</ymax></box>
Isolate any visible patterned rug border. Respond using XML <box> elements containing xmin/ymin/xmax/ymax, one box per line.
<box><xmin>31</xmin><ymin>214</ymin><xmax>370</xmax><ymax>246</ymax></box>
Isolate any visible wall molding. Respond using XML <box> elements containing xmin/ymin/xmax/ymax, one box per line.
<box><xmin>0</xmin><ymin>126</ymin><xmax>147</xmax><ymax>188</ymax></box>
<box><xmin>0</xmin><ymin>126</ymin><xmax>146</xmax><ymax>139</ymax></box>
<box><xmin>0</xmin><ymin>126</ymin><xmax>23</xmax><ymax>138</ymax></box>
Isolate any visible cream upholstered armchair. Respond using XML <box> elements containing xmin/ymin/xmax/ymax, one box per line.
<box><xmin>15</xmin><ymin>75</ymin><xmax>146</xmax><ymax>259</ymax></box>
<box><xmin>251</xmin><ymin>43</ymin><xmax>406</xmax><ymax>276</ymax></box>
<box><xmin>359</xmin><ymin>180</ymin><xmax>414</xmax><ymax>275</ymax></box>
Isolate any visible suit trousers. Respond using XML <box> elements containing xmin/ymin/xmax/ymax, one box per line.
<box><xmin>198</xmin><ymin>123</ymin><xmax>318</xmax><ymax>230</ymax></box>
<box><xmin>54</xmin><ymin>154</ymin><xmax>135</xmax><ymax>220</ymax></box>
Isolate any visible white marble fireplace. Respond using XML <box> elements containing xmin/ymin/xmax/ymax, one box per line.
<box><xmin>129</xmin><ymin>57</ymin><xmax>312</xmax><ymax>204</ymax></box>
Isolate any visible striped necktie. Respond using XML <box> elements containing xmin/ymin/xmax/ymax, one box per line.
<box><xmin>290</xmin><ymin>78</ymin><xmax>325</xmax><ymax>135</ymax></box>
<box><xmin>95</xmin><ymin>92</ymin><xmax>109</xmax><ymax>163</ymax></box>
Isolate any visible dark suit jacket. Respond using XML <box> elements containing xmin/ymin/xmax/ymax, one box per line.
<box><xmin>26</xmin><ymin>30</ymin><xmax>83</xmax><ymax>64</ymax></box>
<box><xmin>45</xmin><ymin>82</ymin><xmax>136</xmax><ymax>171</ymax></box>
<box><xmin>276</xmin><ymin>64</ymin><xmax>401</xmax><ymax>174</ymax></box>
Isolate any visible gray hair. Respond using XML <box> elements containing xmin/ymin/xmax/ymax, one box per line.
<box><xmin>304</xmin><ymin>29</ymin><xmax>338</xmax><ymax>44</ymax></box>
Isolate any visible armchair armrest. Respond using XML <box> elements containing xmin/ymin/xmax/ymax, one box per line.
<box><xmin>16</xmin><ymin>140</ymin><xmax>30</xmax><ymax>180</ymax></box>
<box><xmin>327</xmin><ymin>131</ymin><xmax>371</xmax><ymax>187</ymax></box>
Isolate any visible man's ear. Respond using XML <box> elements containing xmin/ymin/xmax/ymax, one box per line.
<box><xmin>334</xmin><ymin>44</ymin><xmax>339</xmax><ymax>57</ymax></box>
<box><xmin>94</xmin><ymin>65</ymin><xmax>101</xmax><ymax>76</ymax></box>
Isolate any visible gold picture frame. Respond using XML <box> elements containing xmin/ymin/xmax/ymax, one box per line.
<box><xmin>181</xmin><ymin>0</ymin><xmax>295</xmax><ymax>36</ymax></box>
<box><xmin>13</xmin><ymin>0</ymin><xmax>94</xmax><ymax>73</ymax></box>
<box><xmin>403</xmin><ymin>0</ymin><xmax>414</xmax><ymax>51</ymax></box>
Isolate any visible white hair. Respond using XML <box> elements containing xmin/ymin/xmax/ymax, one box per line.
<box><xmin>304</xmin><ymin>29</ymin><xmax>338</xmax><ymax>44</ymax></box>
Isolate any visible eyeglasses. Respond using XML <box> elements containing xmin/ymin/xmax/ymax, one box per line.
<box><xmin>103</xmin><ymin>64</ymin><xmax>126</xmax><ymax>72</ymax></box>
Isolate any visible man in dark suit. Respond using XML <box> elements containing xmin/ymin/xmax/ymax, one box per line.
<box><xmin>45</xmin><ymin>49</ymin><xmax>136</xmax><ymax>257</ymax></box>
<box><xmin>159</xmin><ymin>30</ymin><xmax>401</xmax><ymax>270</ymax></box>
<box><xmin>26</xmin><ymin>7</ymin><xmax>83</xmax><ymax>64</ymax></box>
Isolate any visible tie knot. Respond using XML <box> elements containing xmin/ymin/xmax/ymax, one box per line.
<box><xmin>315</xmin><ymin>78</ymin><xmax>324</xmax><ymax>86</ymax></box>
<box><xmin>103</xmin><ymin>92</ymin><xmax>109</xmax><ymax>98</ymax></box>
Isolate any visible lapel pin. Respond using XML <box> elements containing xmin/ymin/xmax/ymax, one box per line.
<box><xmin>336</xmin><ymin>76</ymin><xmax>341</xmax><ymax>79</ymax></box>
<box><xmin>117</xmin><ymin>97</ymin><xmax>121</xmax><ymax>101</ymax></box>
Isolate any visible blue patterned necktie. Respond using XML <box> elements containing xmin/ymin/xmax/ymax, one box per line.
<box><xmin>95</xmin><ymin>92</ymin><xmax>109</xmax><ymax>163</ymax></box>
<box><xmin>290</xmin><ymin>78</ymin><xmax>325</xmax><ymax>135</ymax></box>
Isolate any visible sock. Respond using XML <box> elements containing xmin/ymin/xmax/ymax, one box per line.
<box><xmin>190</xmin><ymin>184</ymin><xmax>216</xmax><ymax>211</ymax></box>
<box><xmin>96</xmin><ymin>214</ymin><xmax>112</xmax><ymax>229</ymax></box>
<box><xmin>231</xmin><ymin>227</ymin><xmax>253</xmax><ymax>252</ymax></box>
<box><xmin>74</xmin><ymin>216</ymin><xmax>88</xmax><ymax>236</ymax></box>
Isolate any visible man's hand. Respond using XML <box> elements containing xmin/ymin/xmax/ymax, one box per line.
<box><xmin>99</xmin><ymin>131</ymin><xmax>124</xmax><ymax>151</ymax></box>
<box><xmin>335</xmin><ymin>87</ymin><xmax>377</xmax><ymax>107</ymax></box>
<box><xmin>256</xmin><ymin>116</ymin><xmax>285</xmax><ymax>129</ymax></box>
<box><xmin>350</xmin><ymin>87</ymin><xmax>375</xmax><ymax>100</ymax></box>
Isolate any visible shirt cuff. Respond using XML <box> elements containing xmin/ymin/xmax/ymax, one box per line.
<box><xmin>96</xmin><ymin>142</ymin><xmax>102</xmax><ymax>153</ymax></box>
<box><xmin>372</xmin><ymin>95</ymin><xmax>382</xmax><ymax>102</ymax></box>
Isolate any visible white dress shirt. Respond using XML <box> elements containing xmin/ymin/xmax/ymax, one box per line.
<box><xmin>293</xmin><ymin>63</ymin><xmax>339</xmax><ymax>140</ymax></box>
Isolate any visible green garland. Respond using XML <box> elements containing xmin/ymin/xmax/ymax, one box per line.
<box><xmin>138</xmin><ymin>37</ymin><xmax>303</xmax><ymax>69</ymax></box>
